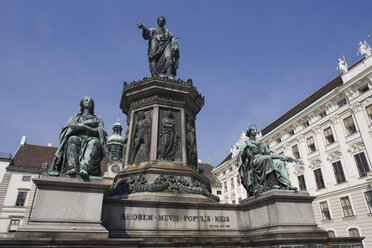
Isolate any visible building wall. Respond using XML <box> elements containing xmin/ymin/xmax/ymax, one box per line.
<box><xmin>214</xmin><ymin>56</ymin><xmax>372</xmax><ymax>246</ymax></box>
<box><xmin>0</xmin><ymin>171</ymin><xmax>38</xmax><ymax>235</ymax></box>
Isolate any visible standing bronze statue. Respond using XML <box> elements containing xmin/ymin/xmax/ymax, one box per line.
<box><xmin>238</xmin><ymin>125</ymin><xmax>302</xmax><ymax>197</ymax></box>
<box><xmin>137</xmin><ymin>16</ymin><xmax>180</xmax><ymax>79</ymax></box>
<box><xmin>48</xmin><ymin>96</ymin><xmax>107</xmax><ymax>177</ymax></box>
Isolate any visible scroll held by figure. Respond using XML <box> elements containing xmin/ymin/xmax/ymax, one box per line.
<box><xmin>48</xmin><ymin>96</ymin><xmax>107</xmax><ymax>177</ymax></box>
<box><xmin>130</xmin><ymin>110</ymin><xmax>151</xmax><ymax>164</ymax></box>
<box><xmin>238</xmin><ymin>124</ymin><xmax>303</xmax><ymax>197</ymax></box>
<box><xmin>137</xmin><ymin>16</ymin><xmax>180</xmax><ymax>79</ymax></box>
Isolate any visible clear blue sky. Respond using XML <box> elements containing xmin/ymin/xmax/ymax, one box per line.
<box><xmin>0</xmin><ymin>1</ymin><xmax>371</xmax><ymax>166</ymax></box>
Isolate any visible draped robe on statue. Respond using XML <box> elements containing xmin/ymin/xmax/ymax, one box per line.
<box><xmin>48</xmin><ymin>114</ymin><xmax>107</xmax><ymax>176</ymax></box>
<box><xmin>237</xmin><ymin>139</ymin><xmax>293</xmax><ymax>197</ymax></box>
<box><xmin>142</xmin><ymin>27</ymin><xmax>179</xmax><ymax>77</ymax></box>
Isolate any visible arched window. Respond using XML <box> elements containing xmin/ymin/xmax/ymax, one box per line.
<box><xmin>348</xmin><ymin>228</ymin><xmax>360</xmax><ymax>237</ymax></box>
<box><xmin>328</xmin><ymin>230</ymin><xmax>335</xmax><ymax>237</ymax></box>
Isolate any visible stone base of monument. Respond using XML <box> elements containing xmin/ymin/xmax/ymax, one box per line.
<box><xmin>15</xmin><ymin>176</ymin><xmax>111</xmax><ymax>239</ymax></box>
<box><xmin>100</xmin><ymin>191</ymin><xmax>363</xmax><ymax>247</ymax></box>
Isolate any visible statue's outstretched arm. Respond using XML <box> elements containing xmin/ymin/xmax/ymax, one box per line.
<box><xmin>271</xmin><ymin>153</ymin><xmax>304</xmax><ymax>165</ymax></box>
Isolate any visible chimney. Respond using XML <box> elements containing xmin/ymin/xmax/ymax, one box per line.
<box><xmin>20</xmin><ymin>136</ymin><xmax>27</xmax><ymax>145</ymax></box>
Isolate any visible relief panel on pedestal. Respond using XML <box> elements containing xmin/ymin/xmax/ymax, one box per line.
<box><xmin>186</xmin><ymin>114</ymin><xmax>198</xmax><ymax>168</ymax></box>
<box><xmin>157</xmin><ymin>108</ymin><xmax>182</xmax><ymax>162</ymax></box>
<box><xmin>129</xmin><ymin>109</ymin><xmax>152</xmax><ymax>164</ymax></box>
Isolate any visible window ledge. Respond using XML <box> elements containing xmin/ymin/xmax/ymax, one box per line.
<box><xmin>367</xmin><ymin>213</ymin><xmax>372</xmax><ymax>216</ymax></box>
<box><xmin>343</xmin><ymin>215</ymin><xmax>356</xmax><ymax>220</ymax></box>
<box><xmin>334</xmin><ymin>181</ymin><xmax>348</xmax><ymax>186</ymax></box>
<box><xmin>321</xmin><ymin>219</ymin><xmax>333</xmax><ymax>223</ymax></box>
<box><xmin>315</xmin><ymin>187</ymin><xmax>327</xmax><ymax>192</ymax></box>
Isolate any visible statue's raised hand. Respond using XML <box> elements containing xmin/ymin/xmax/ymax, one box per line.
<box><xmin>137</xmin><ymin>23</ymin><xmax>145</xmax><ymax>30</ymax></box>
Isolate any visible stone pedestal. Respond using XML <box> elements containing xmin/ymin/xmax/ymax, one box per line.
<box><xmin>16</xmin><ymin>176</ymin><xmax>111</xmax><ymax>239</ymax></box>
<box><xmin>100</xmin><ymin>191</ymin><xmax>363</xmax><ymax>247</ymax></box>
<box><xmin>111</xmin><ymin>77</ymin><xmax>218</xmax><ymax>201</ymax></box>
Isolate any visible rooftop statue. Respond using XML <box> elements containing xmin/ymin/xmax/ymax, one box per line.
<box><xmin>137</xmin><ymin>16</ymin><xmax>180</xmax><ymax>79</ymax></box>
<box><xmin>238</xmin><ymin>125</ymin><xmax>303</xmax><ymax>197</ymax></box>
<box><xmin>357</xmin><ymin>40</ymin><xmax>372</xmax><ymax>58</ymax></box>
<box><xmin>337</xmin><ymin>55</ymin><xmax>348</xmax><ymax>74</ymax></box>
<box><xmin>48</xmin><ymin>96</ymin><xmax>107</xmax><ymax>177</ymax></box>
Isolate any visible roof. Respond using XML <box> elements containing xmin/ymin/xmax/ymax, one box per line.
<box><xmin>198</xmin><ymin>163</ymin><xmax>220</xmax><ymax>187</ymax></box>
<box><xmin>261</xmin><ymin>58</ymin><xmax>363</xmax><ymax>137</ymax></box>
<box><xmin>9</xmin><ymin>143</ymin><xmax>110</xmax><ymax>174</ymax></box>
<box><xmin>9</xmin><ymin>144</ymin><xmax>57</xmax><ymax>173</ymax></box>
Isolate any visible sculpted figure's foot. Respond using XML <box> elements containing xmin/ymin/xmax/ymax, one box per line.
<box><xmin>48</xmin><ymin>171</ymin><xmax>59</xmax><ymax>176</ymax></box>
<box><xmin>79</xmin><ymin>169</ymin><xmax>88</xmax><ymax>176</ymax></box>
<box><xmin>66</xmin><ymin>168</ymin><xmax>77</xmax><ymax>175</ymax></box>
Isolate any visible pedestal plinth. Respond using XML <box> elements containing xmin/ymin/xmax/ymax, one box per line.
<box><xmin>16</xmin><ymin>176</ymin><xmax>110</xmax><ymax>239</ymax></box>
<box><xmin>101</xmin><ymin>191</ymin><xmax>363</xmax><ymax>247</ymax></box>
<box><xmin>111</xmin><ymin>77</ymin><xmax>218</xmax><ymax>201</ymax></box>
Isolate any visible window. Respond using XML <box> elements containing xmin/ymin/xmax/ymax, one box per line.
<box><xmin>306</xmin><ymin>136</ymin><xmax>316</xmax><ymax>153</ymax></box>
<box><xmin>292</xmin><ymin>144</ymin><xmax>300</xmax><ymax>159</ymax></box>
<box><xmin>223</xmin><ymin>182</ymin><xmax>227</xmax><ymax>192</ymax></box>
<box><xmin>319</xmin><ymin>110</ymin><xmax>327</xmax><ymax>118</ymax></box>
<box><xmin>232</xmin><ymin>200</ymin><xmax>236</xmax><ymax>204</ymax></box>
<box><xmin>314</xmin><ymin>168</ymin><xmax>325</xmax><ymax>189</ymax></box>
<box><xmin>302</xmin><ymin>120</ymin><xmax>310</xmax><ymax>128</ymax></box>
<box><xmin>340</xmin><ymin>196</ymin><xmax>354</xmax><ymax>217</ymax></box>
<box><xmin>364</xmin><ymin>191</ymin><xmax>372</xmax><ymax>213</ymax></box>
<box><xmin>319</xmin><ymin>201</ymin><xmax>331</xmax><ymax>220</ymax></box>
<box><xmin>288</xmin><ymin>130</ymin><xmax>295</xmax><ymax>136</ymax></box>
<box><xmin>15</xmin><ymin>191</ymin><xmax>27</xmax><ymax>206</ymax></box>
<box><xmin>358</xmin><ymin>84</ymin><xmax>369</xmax><ymax>94</ymax></box>
<box><xmin>324</xmin><ymin>127</ymin><xmax>335</xmax><ymax>144</ymax></box>
<box><xmin>332</xmin><ymin>161</ymin><xmax>346</xmax><ymax>183</ymax></box>
<box><xmin>230</xmin><ymin>178</ymin><xmax>234</xmax><ymax>189</ymax></box>
<box><xmin>328</xmin><ymin>230</ymin><xmax>336</xmax><ymax>237</ymax></box>
<box><xmin>42</xmin><ymin>162</ymin><xmax>48</xmax><ymax>169</ymax></box>
<box><xmin>366</xmin><ymin>104</ymin><xmax>372</xmax><ymax>121</ymax></box>
<box><xmin>337</xmin><ymin>98</ymin><xmax>347</xmax><ymax>108</ymax></box>
<box><xmin>354</xmin><ymin>152</ymin><xmax>370</xmax><ymax>177</ymax></box>
<box><xmin>343</xmin><ymin>116</ymin><xmax>356</xmax><ymax>135</ymax></box>
<box><xmin>8</xmin><ymin>219</ymin><xmax>20</xmax><ymax>232</ymax></box>
<box><xmin>276</xmin><ymin>138</ymin><xmax>281</xmax><ymax>144</ymax></box>
<box><xmin>348</xmin><ymin>228</ymin><xmax>360</xmax><ymax>237</ymax></box>
<box><xmin>297</xmin><ymin>175</ymin><xmax>307</xmax><ymax>191</ymax></box>
<box><xmin>236</xmin><ymin>175</ymin><xmax>240</xmax><ymax>186</ymax></box>
<box><xmin>22</xmin><ymin>176</ymin><xmax>31</xmax><ymax>181</ymax></box>
<box><xmin>216</xmin><ymin>190</ymin><xmax>221</xmax><ymax>195</ymax></box>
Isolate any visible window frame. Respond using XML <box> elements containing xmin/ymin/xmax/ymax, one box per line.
<box><xmin>365</xmin><ymin>104</ymin><xmax>372</xmax><ymax>122</ymax></box>
<box><xmin>364</xmin><ymin>190</ymin><xmax>372</xmax><ymax>214</ymax></box>
<box><xmin>332</xmin><ymin>161</ymin><xmax>346</xmax><ymax>184</ymax></box>
<box><xmin>292</xmin><ymin>144</ymin><xmax>300</xmax><ymax>159</ymax></box>
<box><xmin>22</xmin><ymin>176</ymin><xmax>31</xmax><ymax>181</ymax></box>
<box><xmin>306</xmin><ymin>136</ymin><xmax>316</xmax><ymax>153</ymax></box>
<box><xmin>348</xmin><ymin>227</ymin><xmax>360</xmax><ymax>237</ymax></box>
<box><xmin>323</xmin><ymin>127</ymin><xmax>335</xmax><ymax>145</ymax></box>
<box><xmin>354</xmin><ymin>152</ymin><xmax>370</xmax><ymax>177</ymax></box>
<box><xmin>314</xmin><ymin>168</ymin><xmax>325</xmax><ymax>190</ymax></box>
<box><xmin>343</xmin><ymin>115</ymin><xmax>357</xmax><ymax>135</ymax></box>
<box><xmin>337</xmin><ymin>98</ymin><xmax>347</xmax><ymax>108</ymax></box>
<box><xmin>319</xmin><ymin>110</ymin><xmax>327</xmax><ymax>119</ymax></box>
<box><xmin>297</xmin><ymin>174</ymin><xmax>307</xmax><ymax>191</ymax></box>
<box><xmin>319</xmin><ymin>200</ymin><xmax>332</xmax><ymax>221</ymax></box>
<box><xmin>15</xmin><ymin>191</ymin><xmax>27</xmax><ymax>207</ymax></box>
<box><xmin>340</xmin><ymin>196</ymin><xmax>354</xmax><ymax>218</ymax></box>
